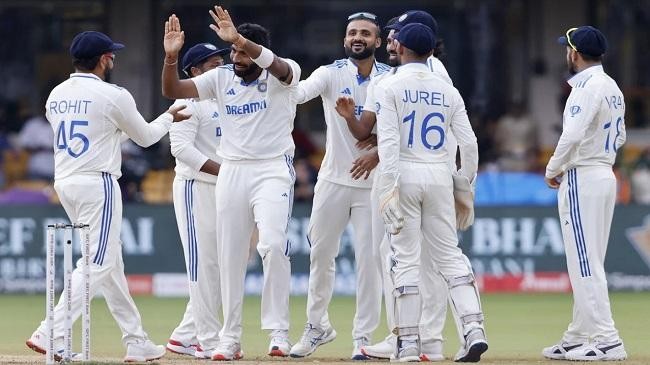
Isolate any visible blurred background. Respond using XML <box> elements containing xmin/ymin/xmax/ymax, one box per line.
<box><xmin>1</xmin><ymin>0</ymin><xmax>650</xmax><ymax>297</ymax></box>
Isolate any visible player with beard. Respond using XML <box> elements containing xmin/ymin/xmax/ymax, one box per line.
<box><xmin>162</xmin><ymin>6</ymin><xmax>301</xmax><ymax>360</ymax></box>
<box><xmin>288</xmin><ymin>12</ymin><xmax>389</xmax><ymax>359</ymax></box>
<box><xmin>336</xmin><ymin>11</ymin><xmax>483</xmax><ymax>362</ymax></box>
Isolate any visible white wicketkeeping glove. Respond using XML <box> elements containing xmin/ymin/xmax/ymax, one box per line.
<box><xmin>452</xmin><ymin>173</ymin><xmax>475</xmax><ymax>230</ymax></box>
<box><xmin>377</xmin><ymin>173</ymin><xmax>404</xmax><ymax>235</ymax></box>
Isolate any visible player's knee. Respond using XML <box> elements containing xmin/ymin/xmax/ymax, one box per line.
<box><xmin>257</xmin><ymin>228</ymin><xmax>290</xmax><ymax>258</ymax></box>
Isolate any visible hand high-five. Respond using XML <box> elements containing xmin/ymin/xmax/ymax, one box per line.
<box><xmin>209</xmin><ymin>6</ymin><xmax>240</xmax><ymax>44</ymax></box>
<box><xmin>164</xmin><ymin>14</ymin><xmax>185</xmax><ymax>57</ymax></box>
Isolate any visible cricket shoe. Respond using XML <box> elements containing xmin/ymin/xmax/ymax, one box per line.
<box><xmin>391</xmin><ymin>337</ymin><xmax>421</xmax><ymax>362</ymax></box>
<box><xmin>351</xmin><ymin>337</ymin><xmax>370</xmax><ymax>360</ymax></box>
<box><xmin>289</xmin><ymin>323</ymin><xmax>337</xmax><ymax>358</ymax></box>
<box><xmin>541</xmin><ymin>341</ymin><xmax>587</xmax><ymax>360</ymax></box>
<box><xmin>211</xmin><ymin>341</ymin><xmax>243</xmax><ymax>361</ymax></box>
<box><xmin>194</xmin><ymin>347</ymin><xmax>215</xmax><ymax>359</ymax></box>
<box><xmin>420</xmin><ymin>339</ymin><xmax>444</xmax><ymax>361</ymax></box>
<box><xmin>564</xmin><ymin>341</ymin><xmax>627</xmax><ymax>361</ymax></box>
<box><xmin>454</xmin><ymin>328</ymin><xmax>488</xmax><ymax>362</ymax></box>
<box><xmin>361</xmin><ymin>334</ymin><xmax>395</xmax><ymax>359</ymax></box>
<box><xmin>166</xmin><ymin>339</ymin><xmax>199</xmax><ymax>356</ymax></box>
<box><xmin>124</xmin><ymin>339</ymin><xmax>166</xmax><ymax>362</ymax></box>
<box><xmin>268</xmin><ymin>329</ymin><xmax>291</xmax><ymax>357</ymax></box>
<box><xmin>26</xmin><ymin>330</ymin><xmax>64</xmax><ymax>361</ymax></box>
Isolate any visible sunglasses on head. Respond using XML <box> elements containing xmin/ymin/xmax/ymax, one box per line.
<box><xmin>348</xmin><ymin>12</ymin><xmax>378</xmax><ymax>24</ymax></box>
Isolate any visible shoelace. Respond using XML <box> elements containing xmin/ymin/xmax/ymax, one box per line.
<box><xmin>300</xmin><ymin>324</ymin><xmax>323</xmax><ymax>345</ymax></box>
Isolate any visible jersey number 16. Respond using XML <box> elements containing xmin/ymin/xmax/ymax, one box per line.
<box><xmin>403</xmin><ymin>110</ymin><xmax>445</xmax><ymax>150</ymax></box>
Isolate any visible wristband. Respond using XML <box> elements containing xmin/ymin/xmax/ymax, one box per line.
<box><xmin>252</xmin><ymin>46</ymin><xmax>274</xmax><ymax>69</ymax></box>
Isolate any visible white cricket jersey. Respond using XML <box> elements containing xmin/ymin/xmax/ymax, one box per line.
<box><xmin>545</xmin><ymin>65</ymin><xmax>626</xmax><ymax>178</ymax></box>
<box><xmin>192</xmin><ymin>60</ymin><xmax>301</xmax><ymax>161</ymax></box>
<box><xmin>363</xmin><ymin>55</ymin><xmax>451</xmax><ymax>113</ymax></box>
<box><xmin>295</xmin><ymin>58</ymin><xmax>391</xmax><ymax>188</ymax></box>
<box><xmin>46</xmin><ymin>73</ymin><xmax>172</xmax><ymax>180</ymax></box>
<box><xmin>169</xmin><ymin>98</ymin><xmax>222</xmax><ymax>183</ymax></box>
<box><xmin>375</xmin><ymin>63</ymin><xmax>478</xmax><ymax>178</ymax></box>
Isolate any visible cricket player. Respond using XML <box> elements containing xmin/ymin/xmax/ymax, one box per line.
<box><xmin>26</xmin><ymin>31</ymin><xmax>188</xmax><ymax>362</ymax></box>
<box><xmin>165</xmin><ymin>43</ymin><xmax>229</xmax><ymax>359</ymax></box>
<box><xmin>161</xmin><ymin>6</ymin><xmax>300</xmax><ymax>360</ymax></box>
<box><xmin>288</xmin><ymin>12</ymin><xmax>388</xmax><ymax>360</ymax></box>
<box><xmin>374</xmin><ymin>23</ymin><xmax>488</xmax><ymax>362</ymax></box>
<box><xmin>336</xmin><ymin>11</ymin><xmax>469</xmax><ymax>361</ymax></box>
<box><xmin>542</xmin><ymin>26</ymin><xmax>627</xmax><ymax>362</ymax></box>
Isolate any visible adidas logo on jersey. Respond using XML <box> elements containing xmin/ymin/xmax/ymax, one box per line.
<box><xmin>226</xmin><ymin>88</ymin><xmax>236</xmax><ymax>95</ymax></box>
<box><xmin>340</xmin><ymin>88</ymin><xmax>351</xmax><ymax>95</ymax></box>
<box><xmin>212</xmin><ymin>111</ymin><xmax>219</xmax><ymax>118</ymax></box>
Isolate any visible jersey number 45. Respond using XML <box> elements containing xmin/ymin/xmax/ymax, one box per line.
<box><xmin>56</xmin><ymin>120</ymin><xmax>90</xmax><ymax>158</ymax></box>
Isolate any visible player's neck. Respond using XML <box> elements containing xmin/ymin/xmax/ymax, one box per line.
<box><xmin>75</xmin><ymin>68</ymin><xmax>106</xmax><ymax>81</ymax></box>
<box><xmin>241</xmin><ymin>69</ymin><xmax>263</xmax><ymax>84</ymax></box>
<box><xmin>349</xmin><ymin>56</ymin><xmax>375</xmax><ymax>78</ymax></box>
<box><xmin>575</xmin><ymin>61</ymin><xmax>601</xmax><ymax>74</ymax></box>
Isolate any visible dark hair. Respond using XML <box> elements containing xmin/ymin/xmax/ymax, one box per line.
<box><xmin>237</xmin><ymin>23</ymin><xmax>270</xmax><ymax>48</ymax></box>
<box><xmin>72</xmin><ymin>55</ymin><xmax>102</xmax><ymax>71</ymax></box>
<box><xmin>433</xmin><ymin>39</ymin><xmax>446</xmax><ymax>59</ymax></box>
<box><xmin>579</xmin><ymin>52</ymin><xmax>603</xmax><ymax>63</ymax></box>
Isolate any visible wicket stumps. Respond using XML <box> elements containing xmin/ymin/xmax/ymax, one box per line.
<box><xmin>45</xmin><ymin>223</ymin><xmax>91</xmax><ymax>364</ymax></box>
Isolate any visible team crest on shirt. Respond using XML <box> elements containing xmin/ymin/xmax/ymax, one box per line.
<box><xmin>569</xmin><ymin>105</ymin><xmax>581</xmax><ymax>117</ymax></box>
<box><xmin>257</xmin><ymin>81</ymin><xmax>268</xmax><ymax>93</ymax></box>
<box><xmin>626</xmin><ymin>215</ymin><xmax>650</xmax><ymax>271</ymax></box>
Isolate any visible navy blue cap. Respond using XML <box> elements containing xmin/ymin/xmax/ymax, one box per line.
<box><xmin>182</xmin><ymin>43</ymin><xmax>230</xmax><ymax>74</ymax></box>
<box><xmin>70</xmin><ymin>31</ymin><xmax>124</xmax><ymax>59</ymax></box>
<box><xmin>558</xmin><ymin>26</ymin><xmax>607</xmax><ymax>57</ymax></box>
<box><xmin>386</xmin><ymin>10</ymin><xmax>438</xmax><ymax>36</ymax></box>
<box><xmin>396</xmin><ymin>23</ymin><xmax>436</xmax><ymax>56</ymax></box>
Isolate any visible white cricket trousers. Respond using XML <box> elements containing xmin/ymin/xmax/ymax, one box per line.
<box><xmin>372</xmin><ymin>177</ymin><xmax>449</xmax><ymax>342</ymax></box>
<box><xmin>169</xmin><ymin>178</ymin><xmax>222</xmax><ymax>350</ymax></box>
<box><xmin>306</xmin><ymin>179</ymin><xmax>382</xmax><ymax>340</ymax></box>
<box><xmin>389</xmin><ymin>161</ymin><xmax>474</xmax><ymax>308</ymax></box>
<box><xmin>37</xmin><ymin>173</ymin><xmax>148</xmax><ymax>346</ymax></box>
<box><xmin>558</xmin><ymin>166</ymin><xmax>621</xmax><ymax>343</ymax></box>
<box><xmin>216</xmin><ymin>156</ymin><xmax>295</xmax><ymax>344</ymax></box>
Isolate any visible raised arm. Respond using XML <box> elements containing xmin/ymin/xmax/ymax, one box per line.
<box><xmin>209</xmin><ymin>6</ymin><xmax>295</xmax><ymax>84</ymax></box>
<box><xmin>335</xmin><ymin>97</ymin><xmax>376</xmax><ymax>141</ymax></box>
<box><xmin>162</xmin><ymin>14</ymin><xmax>200</xmax><ymax>99</ymax></box>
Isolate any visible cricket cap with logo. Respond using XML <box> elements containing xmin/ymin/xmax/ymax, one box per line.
<box><xmin>70</xmin><ymin>31</ymin><xmax>125</xmax><ymax>59</ymax></box>
<box><xmin>182</xmin><ymin>43</ymin><xmax>231</xmax><ymax>75</ymax></box>
<box><xmin>557</xmin><ymin>25</ymin><xmax>608</xmax><ymax>57</ymax></box>
<box><xmin>386</xmin><ymin>10</ymin><xmax>438</xmax><ymax>37</ymax></box>
<box><xmin>396</xmin><ymin>23</ymin><xmax>436</xmax><ymax>56</ymax></box>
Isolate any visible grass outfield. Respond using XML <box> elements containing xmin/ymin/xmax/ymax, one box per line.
<box><xmin>2</xmin><ymin>293</ymin><xmax>648</xmax><ymax>364</ymax></box>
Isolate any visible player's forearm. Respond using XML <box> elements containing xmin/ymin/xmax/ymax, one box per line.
<box><xmin>161</xmin><ymin>54</ymin><xmax>198</xmax><ymax>99</ymax></box>
<box><xmin>128</xmin><ymin>113</ymin><xmax>173</xmax><ymax>148</ymax></box>
<box><xmin>170</xmin><ymin>142</ymin><xmax>209</xmax><ymax>171</ymax></box>
<box><xmin>545</xmin><ymin>139</ymin><xmax>576</xmax><ymax>178</ymax></box>
<box><xmin>457</xmin><ymin>142</ymin><xmax>479</xmax><ymax>181</ymax></box>
<box><xmin>344</xmin><ymin>115</ymin><xmax>371</xmax><ymax>141</ymax></box>
<box><xmin>199</xmin><ymin>159</ymin><xmax>221</xmax><ymax>176</ymax></box>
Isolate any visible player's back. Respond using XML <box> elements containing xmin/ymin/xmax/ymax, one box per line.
<box><xmin>378</xmin><ymin>63</ymin><xmax>463</xmax><ymax>165</ymax></box>
<box><xmin>46</xmin><ymin>73</ymin><xmax>127</xmax><ymax>180</ymax></box>
<box><xmin>565</xmin><ymin>67</ymin><xmax>625</xmax><ymax>169</ymax></box>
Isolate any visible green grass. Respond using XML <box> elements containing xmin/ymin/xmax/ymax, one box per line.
<box><xmin>2</xmin><ymin>293</ymin><xmax>649</xmax><ymax>363</ymax></box>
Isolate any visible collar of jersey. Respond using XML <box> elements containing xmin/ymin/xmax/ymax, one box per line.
<box><xmin>346</xmin><ymin>58</ymin><xmax>384</xmax><ymax>85</ymax></box>
<box><xmin>69</xmin><ymin>72</ymin><xmax>101</xmax><ymax>81</ymax></box>
<box><xmin>395</xmin><ymin>62</ymin><xmax>430</xmax><ymax>73</ymax></box>
<box><xmin>567</xmin><ymin>64</ymin><xmax>603</xmax><ymax>87</ymax></box>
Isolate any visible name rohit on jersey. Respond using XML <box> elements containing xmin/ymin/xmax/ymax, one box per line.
<box><xmin>225</xmin><ymin>100</ymin><xmax>267</xmax><ymax>115</ymax></box>
<box><xmin>402</xmin><ymin>90</ymin><xmax>450</xmax><ymax>107</ymax></box>
<box><xmin>49</xmin><ymin>100</ymin><xmax>92</xmax><ymax>114</ymax></box>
